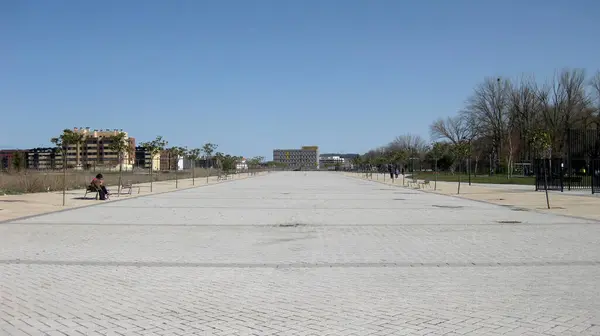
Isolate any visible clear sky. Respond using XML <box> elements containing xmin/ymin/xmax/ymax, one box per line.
<box><xmin>1</xmin><ymin>0</ymin><xmax>599</xmax><ymax>159</ymax></box>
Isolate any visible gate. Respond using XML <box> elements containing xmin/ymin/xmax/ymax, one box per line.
<box><xmin>534</xmin><ymin>158</ymin><xmax>563</xmax><ymax>191</ymax></box>
<box><xmin>592</xmin><ymin>158</ymin><xmax>600</xmax><ymax>194</ymax></box>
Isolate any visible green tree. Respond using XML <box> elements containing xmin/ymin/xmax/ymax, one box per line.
<box><xmin>108</xmin><ymin>132</ymin><xmax>131</xmax><ymax>195</ymax></box>
<box><xmin>11</xmin><ymin>151</ymin><xmax>24</xmax><ymax>172</ymax></box>
<box><xmin>186</xmin><ymin>148</ymin><xmax>201</xmax><ymax>185</ymax></box>
<box><xmin>139</xmin><ymin>136</ymin><xmax>168</xmax><ymax>192</ymax></box>
<box><xmin>390</xmin><ymin>150</ymin><xmax>407</xmax><ymax>168</ymax></box>
<box><xmin>220</xmin><ymin>154</ymin><xmax>237</xmax><ymax>173</ymax></box>
<box><xmin>452</xmin><ymin>141</ymin><xmax>471</xmax><ymax>194</ymax></box>
<box><xmin>202</xmin><ymin>143</ymin><xmax>218</xmax><ymax>183</ymax></box>
<box><xmin>213</xmin><ymin>152</ymin><xmax>224</xmax><ymax>170</ymax></box>
<box><xmin>247</xmin><ymin>156</ymin><xmax>265</xmax><ymax>175</ymax></box>
<box><xmin>168</xmin><ymin>146</ymin><xmax>186</xmax><ymax>188</ymax></box>
<box><xmin>531</xmin><ymin>129</ymin><xmax>552</xmax><ymax>209</ymax></box>
<box><xmin>351</xmin><ymin>156</ymin><xmax>363</xmax><ymax>171</ymax></box>
<box><xmin>51</xmin><ymin>129</ymin><xmax>86</xmax><ymax>206</ymax></box>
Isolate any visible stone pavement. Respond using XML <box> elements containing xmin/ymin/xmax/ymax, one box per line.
<box><xmin>0</xmin><ymin>172</ymin><xmax>264</xmax><ymax>223</ymax></box>
<box><xmin>348</xmin><ymin>172</ymin><xmax>600</xmax><ymax>221</ymax></box>
<box><xmin>1</xmin><ymin>172</ymin><xmax>600</xmax><ymax>336</ymax></box>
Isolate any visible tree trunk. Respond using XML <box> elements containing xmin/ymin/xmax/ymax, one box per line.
<box><xmin>507</xmin><ymin>133</ymin><xmax>513</xmax><ymax>179</ymax></box>
<box><xmin>544</xmin><ymin>157</ymin><xmax>551</xmax><ymax>209</ymax></box>
<box><xmin>192</xmin><ymin>159</ymin><xmax>195</xmax><ymax>185</ymax></box>
<box><xmin>76</xmin><ymin>143</ymin><xmax>80</xmax><ymax>169</ymax></box>
<box><xmin>62</xmin><ymin>154</ymin><xmax>66</xmax><ymax>206</ymax></box>
<box><xmin>434</xmin><ymin>159</ymin><xmax>438</xmax><ymax>191</ymax></box>
<box><xmin>117</xmin><ymin>153</ymin><xmax>123</xmax><ymax>196</ymax></box>
<box><xmin>206</xmin><ymin>157</ymin><xmax>210</xmax><ymax>184</ymax></box>
<box><xmin>150</xmin><ymin>160</ymin><xmax>153</xmax><ymax>192</ymax></box>
<box><xmin>457</xmin><ymin>162</ymin><xmax>462</xmax><ymax>194</ymax></box>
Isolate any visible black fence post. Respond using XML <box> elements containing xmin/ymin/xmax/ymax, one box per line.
<box><xmin>534</xmin><ymin>159</ymin><xmax>539</xmax><ymax>191</ymax></box>
<box><xmin>567</xmin><ymin>130</ymin><xmax>571</xmax><ymax>191</ymax></box>
<box><xmin>593</xmin><ymin>158</ymin><xmax>596</xmax><ymax>195</ymax></box>
<box><xmin>559</xmin><ymin>160</ymin><xmax>564</xmax><ymax>192</ymax></box>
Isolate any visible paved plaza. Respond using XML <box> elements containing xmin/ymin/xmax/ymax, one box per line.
<box><xmin>1</xmin><ymin>172</ymin><xmax>600</xmax><ymax>336</ymax></box>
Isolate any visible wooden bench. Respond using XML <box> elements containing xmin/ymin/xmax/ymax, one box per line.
<box><xmin>84</xmin><ymin>185</ymin><xmax>100</xmax><ymax>200</ymax></box>
<box><xmin>120</xmin><ymin>180</ymin><xmax>140</xmax><ymax>196</ymax></box>
<box><xmin>407</xmin><ymin>178</ymin><xmax>418</xmax><ymax>188</ymax></box>
<box><xmin>418</xmin><ymin>179</ymin><xmax>431</xmax><ymax>189</ymax></box>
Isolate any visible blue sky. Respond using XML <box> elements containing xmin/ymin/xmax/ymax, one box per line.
<box><xmin>1</xmin><ymin>0</ymin><xmax>599</xmax><ymax>159</ymax></box>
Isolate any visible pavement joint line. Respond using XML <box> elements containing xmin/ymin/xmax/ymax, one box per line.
<box><xmin>0</xmin><ymin>173</ymin><xmax>267</xmax><ymax>224</ymax></box>
<box><xmin>344</xmin><ymin>173</ymin><xmax>600</xmax><ymax>223</ymax></box>
<box><xmin>98</xmin><ymin>205</ymin><xmax>493</xmax><ymax>209</ymax></box>
<box><xmin>5</xmin><ymin>222</ymin><xmax>597</xmax><ymax>226</ymax></box>
<box><xmin>1</xmin><ymin>259</ymin><xmax>599</xmax><ymax>268</ymax></box>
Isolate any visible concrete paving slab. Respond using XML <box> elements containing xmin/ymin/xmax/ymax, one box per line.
<box><xmin>1</xmin><ymin>171</ymin><xmax>600</xmax><ymax>335</ymax></box>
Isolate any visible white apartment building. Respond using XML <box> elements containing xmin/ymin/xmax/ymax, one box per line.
<box><xmin>319</xmin><ymin>155</ymin><xmax>347</xmax><ymax>170</ymax></box>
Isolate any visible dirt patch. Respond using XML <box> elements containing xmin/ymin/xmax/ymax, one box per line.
<box><xmin>497</xmin><ymin>220</ymin><xmax>522</xmax><ymax>224</ymax></box>
<box><xmin>278</xmin><ymin>222</ymin><xmax>307</xmax><ymax>228</ymax></box>
<box><xmin>432</xmin><ymin>205</ymin><xmax>464</xmax><ymax>209</ymax></box>
<box><xmin>0</xmin><ymin>200</ymin><xmax>27</xmax><ymax>203</ymax></box>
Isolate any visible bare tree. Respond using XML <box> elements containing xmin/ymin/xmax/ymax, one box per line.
<box><xmin>508</xmin><ymin>75</ymin><xmax>544</xmax><ymax>161</ymax></box>
<box><xmin>390</xmin><ymin>134</ymin><xmax>427</xmax><ymax>154</ymax></box>
<box><xmin>429</xmin><ymin>115</ymin><xmax>474</xmax><ymax>144</ymax></box>
<box><xmin>590</xmin><ymin>71</ymin><xmax>600</xmax><ymax>125</ymax></box>
<box><xmin>545</xmin><ymin>69</ymin><xmax>590</xmax><ymax>154</ymax></box>
<box><xmin>463</xmin><ymin>77</ymin><xmax>511</xmax><ymax>173</ymax></box>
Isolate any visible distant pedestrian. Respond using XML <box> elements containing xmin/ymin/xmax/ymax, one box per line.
<box><xmin>395</xmin><ymin>167</ymin><xmax>399</xmax><ymax>178</ymax></box>
<box><xmin>388</xmin><ymin>164</ymin><xmax>394</xmax><ymax>180</ymax></box>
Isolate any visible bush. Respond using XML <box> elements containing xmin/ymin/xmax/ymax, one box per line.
<box><xmin>0</xmin><ymin>168</ymin><xmax>222</xmax><ymax>194</ymax></box>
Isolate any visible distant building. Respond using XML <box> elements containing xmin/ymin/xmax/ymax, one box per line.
<box><xmin>159</xmin><ymin>151</ymin><xmax>180</xmax><ymax>171</ymax></box>
<box><xmin>236</xmin><ymin>158</ymin><xmax>248</xmax><ymax>171</ymax></box>
<box><xmin>62</xmin><ymin>127</ymin><xmax>135</xmax><ymax>169</ymax></box>
<box><xmin>319</xmin><ymin>155</ymin><xmax>346</xmax><ymax>170</ymax></box>
<box><xmin>273</xmin><ymin>146</ymin><xmax>319</xmax><ymax>170</ymax></box>
<box><xmin>320</xmin><ymin>153</ymin><xmax>360</xmax><ymax>160</ymax></box>
<box><xmin>27</xmin><ymin>147</ymin><xmax>63</xmax><ymax>170</ymax></box>
<box><xmin>181</xmin><ymin>158</ymin><xmax>217</xmax><ymax>170</ymax></box>
<box><xmin>134</xmin><ymin>146</ymin><xmax>160</xmax><ymax>171</ymax></box>
<box><xmin>319</xmin><ymin>153</ymin><xmax>359</xmax><ymax>170</ymax></box>
<box><xmin>0</xmin><ymin>149</ymin><xmax>28</xmax><ymax>171</ymax></box>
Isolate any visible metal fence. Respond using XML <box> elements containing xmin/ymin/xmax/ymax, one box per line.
<box><xmin>534</xmin><ymin>129</ymin><xmax>600</xmax><ymax>193</ymax></box>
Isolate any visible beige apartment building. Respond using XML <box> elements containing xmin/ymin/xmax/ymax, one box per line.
<box><xmin>64</xmin><ymin>127</ymin><xmax>136</xmax><ymax>169</ymax></box>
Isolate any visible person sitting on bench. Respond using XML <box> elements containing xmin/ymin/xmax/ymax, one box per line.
<box><xmin>91</xmin><ymin>173</ymin><xmax>110</xmax><ymax>200</ymax></box>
